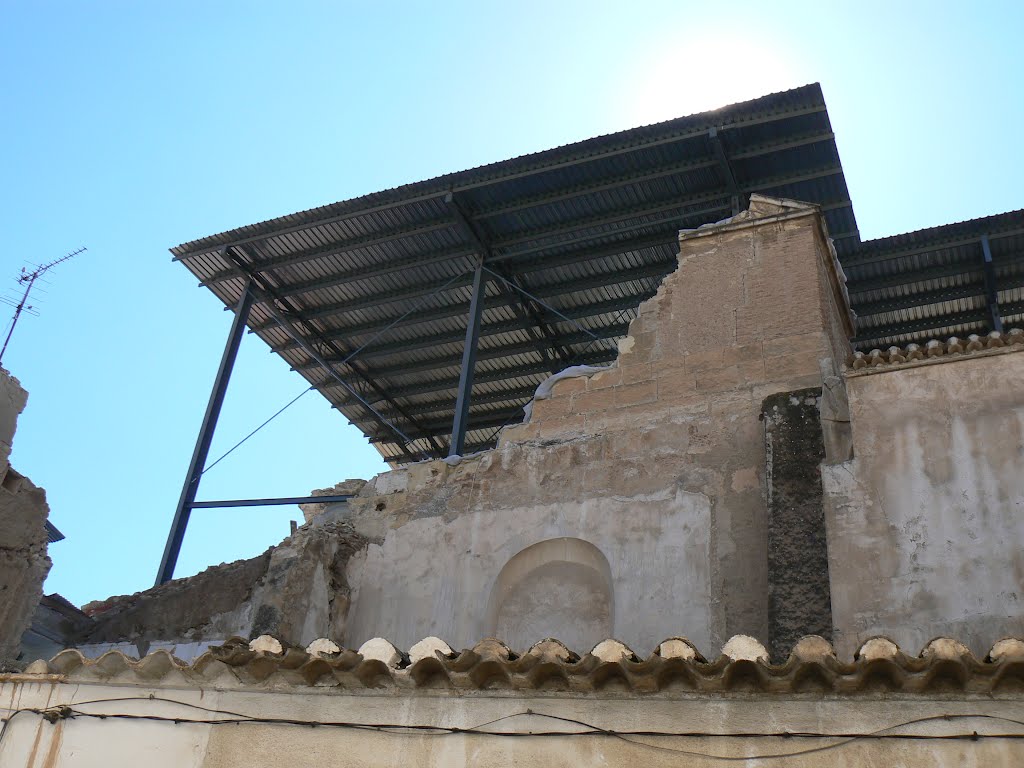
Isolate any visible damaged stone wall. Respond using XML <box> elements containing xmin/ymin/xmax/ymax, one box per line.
<box><xmin>0</xmin><ymin>368</ymin><xmax>52</xmax><ymax>664</ymax></box>
<box><xmin>80</xmin><ymin>520</ymin><xmax>367</xmax><ymax>658</ymax></box>
<box><xmin>823</xmin><ymin>347</ymin><xmax>1024</xmax><ymax>658</ymax></box>
<box><xmin>329</xmin><ymin>196</ymin><xmax>854</xmax><ymax>653</ymax></box>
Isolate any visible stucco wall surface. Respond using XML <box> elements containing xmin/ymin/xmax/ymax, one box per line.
<box><xmin>824</xmin><ymin>349</ymin><xmax>1024</xmax><ymax>658</ymax></box>
<box><xmin>2</xmin><ymin>678</ymin><xmax>1022</xmax><ymax>767</ymax></box>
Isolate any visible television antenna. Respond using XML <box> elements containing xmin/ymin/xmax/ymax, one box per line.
<box><xmin>0</xmin><ymin>246</ymin><xmax>87</xmax><ymax>366</ymax></box>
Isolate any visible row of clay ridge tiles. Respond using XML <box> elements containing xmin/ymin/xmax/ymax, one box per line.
<box><xmin>850</xmin><ymin>328</ymin><xmax>1023</xmax><ymax>368</ymax></box>
<box><xmin>15</xmin><ymin>634</ymin><xmax>1024</xmax><ymax>694</ymax></box>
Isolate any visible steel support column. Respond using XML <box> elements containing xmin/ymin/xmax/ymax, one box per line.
<box><xmin>156</xmin><ymin>280</ymin><xmax>255</xmax><ymax>585</ymax></box>
<box><xmin>709</xmin><ymin>127</ymin><xmax>746</xmax><ymax>215</ymax></box>
<box><xmin>450</xmin><ymin>260</ymin><xmax>486</xmax><ymax>456</ymax></box>
<box><xmin>981</xmin><ymin>234</ymin><xmax>1004</xmax><ymax>333</ymax></box>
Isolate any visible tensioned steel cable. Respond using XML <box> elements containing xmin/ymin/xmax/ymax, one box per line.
<box><xmin>198</xmin><ymin>266</ymin><xmax>476</xmax><ymax>474</ymax></box>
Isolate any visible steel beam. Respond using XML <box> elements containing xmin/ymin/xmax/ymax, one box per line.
<box><xmin>709</xmin><ymin>127</ymin><xmax>746</xmax><ymax>215</ymax></box>
<box><xmin>156</xmin><ymin>279</ymin><xmax>254</xmax><ymax>585</ymax></box>
<box><xmin>331</xmin><ymin>325</ymin><xmax>628</xmax><ymax>378</ymax></box>
<box><xmin>229</xmin><ymin>246</ymin><xmax>446</xmax><ymax>459</ymax></box>
<box><xmin>446</xmin><ymin>191</ymin><xmax>576</xmax><ymax>371</ymax></box>
<box><xmin>472</xmin><ymin>131</ymin><xmax>833</xmax><ymax>221</ymax></box>
<box><xmin>267</xmin><ymin>232</ymin><xmax>679</xmax><ymax>353</ymax></box>
<box><xmin>853</xmin><ymin>283</ymin><xmax>986</xmax><ymax>318</ymax></box>
<box><xmin>250</xmin><ymin>271</ymin><xmax>475</xmax><ymax>333</ymax></box>
<box><xmin>202</xmin><ymin>222</ymin><xmax>461</xmax><ymax>288</ymax></box>
<box><xmin>173</xmin><ymin>190</ymin><xmax>452</xmax><ymax>262</ymax></box>
<box><xmin>843</xmin><ymin>227</ymin><xmax>1024</xmax><ymax>268</ymax></box>
<box><xmin>371</xmin><ymin>384</ymin><xmax>540</xmax><ymax>419</ymax></box>
<box><xmin>326</xmin><ymin>347</ymin><xmax>619</xmax><ymax>400</ymax></box>
<box><xmin>853</xmin><ymin>309</ymin><xmax>986</xmax><ymax>344</ymax></box>
<box><xmin>260</xmin><ymin>254</ymin><xmax>674</xmax><ymax>338</ymax></box>
<box><xmin>286</xmin><ymin>296</ymin><xmax>638</xmax><ymax>376</ymax></box>
<box><xmin>980</xmin><ymin>235</ymin><xmax>1004</xmax><ymax>332</ymax></box>
<box><xmin>369</xmin><ymin>405</ymin><xmax>525</xmax><ymax>445</ymax></box>
<box><xmin>191</xmin><ymin>495</ymin><xmax>353</xmax><ymax>509</ymax></box>
<box><xmin>296</xmin><ymin>290</ymin><xmax>643</xmax><ymax>370</ymax></box>
<box><xmin>449</xmin><ymin>261</ymin><xmax>487</xmax><ymax>456</ymax></box>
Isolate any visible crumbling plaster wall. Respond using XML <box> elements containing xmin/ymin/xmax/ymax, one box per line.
<box><xmin>0</xmin><ymin>368</ymin><xmax>52</xmax><ymax>663</ymax></box>
<box><xmin>823</xmin><ymin>348</ymin><xmax>1024</xmax><ymax>658</ymax></box>
<box><xmin>332</xmin><ymin>196</ymin><xmax>853</xmax><ymax>653</ymax></box>
<box><xmin>80</xmin><ymin>520</ymin><xmax>368</xmax><ymax>660</ymax></box>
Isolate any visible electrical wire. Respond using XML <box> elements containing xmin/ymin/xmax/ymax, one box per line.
<box><xmin>3</xmin><ymin>694</ymin><xmax>1024</xmax><ymax>762</ymax></box>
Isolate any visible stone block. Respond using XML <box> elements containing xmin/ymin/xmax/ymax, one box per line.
<box><xmin>615</xmin><ymin>380</ymin><xmax>657</xmax><ymax>407</ymax></box>
<box><xmin>549</xmin><ymin>376</ymin><xmax>587</xmax><ymax>397</ymax></box>
<box><xmin>538</xmin><ymin>415</ymin><xmax>586</xmax><ymax>439</ymax></box>
<box><xmin>571</xmin><ymin>386</ymin><xmax>618</xmax><ymax>415</ymax></box>
<box><xmin>695</xmin><ymin>365</ymin><xmax>743</xmax><ymax>393</ymax></box>
<box><xmin>763</xmin><ymin>331</ymin><xmax>827</xmax><ymax>360</ymax></box>
<box><xmin>684</xmin><ymin>348</ymin><xmax>725</xmax><ymax>373</ymax></box>
<box><xmin>620</xmin><ymin>363</ymin><xmax>653</xmax><ymax>385</ymax></box>
<box><xmin>586</xmin><ymin>368</ymin><xmax>622</xmax><ymax>391</ymax></box>
<box><xmin>529</xmin><ymin>395</ymin><xmax>572</xmax><ymax>422</ymax></box>
<box><xmin>619</xmin><ymin>330</ymin><xmax>655</xmax><ymax>363</ymax></box>
<box><xmin>656</xmin><ymin>367</ymin><xmax>696</xmax><ymax>400</ymax></box>
<box><xmin>497</xmin><ymin>422</ymin><xmax>538</xmax><ymax>446</ymax></box>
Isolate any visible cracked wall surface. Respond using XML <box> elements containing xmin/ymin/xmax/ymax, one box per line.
<box><xmin>0</xmin><ymin>368</ymin><xmax>52</xmax><ymax>664</ymax></box>
<box><xmin>823</xmin><ymin>348</ymin><xmax>1024</xmax><ymax>658</ymax></box>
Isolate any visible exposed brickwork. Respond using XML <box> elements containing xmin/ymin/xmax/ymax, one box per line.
<box><xmin>502</xmin><ymin>197</ymin><xmax>852</xmax><ymax>449</ymax></box>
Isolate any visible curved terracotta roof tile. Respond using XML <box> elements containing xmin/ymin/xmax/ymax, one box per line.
<box><xmin>12</xmin><ymin>634</ymin><xmax>1024</xmax><ymax>696</ymax></box>
<box><xmin>851</xmin><ymin>329</ymin><xmax>1024</xmax><ymax>370</ymax></box>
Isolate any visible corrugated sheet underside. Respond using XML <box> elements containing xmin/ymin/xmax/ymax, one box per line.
<box><xmin>846</xmin><ymin>214</ymin><xmax>1024</xmax><ymax>350</ymax></box>
<box><xmin>172</xmin><ymin>84</ymin><xmax>1021</xmax><ymax>462</ymax></box>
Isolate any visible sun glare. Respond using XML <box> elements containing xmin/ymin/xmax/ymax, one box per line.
<box><xmin>618</xmin><ymin>34</ymin><xmax>804</xmax><ymax>127</ymax></box>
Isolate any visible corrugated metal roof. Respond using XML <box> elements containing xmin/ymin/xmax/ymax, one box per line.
<box><xmin>847</xmin><ymin>209</ymin><xmax>1024</xmax><ymax>350</ymax></box>
<box><xmin>171</xmin><ymin>83</ymin><xmax>1020</xmax><ymax>462</ymax></box>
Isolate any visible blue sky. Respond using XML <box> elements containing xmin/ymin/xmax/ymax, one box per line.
<box><xmin>2</xmin><ymin>1</ymin><xmax>1021</xmax><ymax>606</ymax></box>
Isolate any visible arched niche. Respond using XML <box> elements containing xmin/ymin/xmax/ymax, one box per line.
<box><xmin>486</xmin><ymin>537</ymin><xmax>614</xmax><ymax>652</ymax></box>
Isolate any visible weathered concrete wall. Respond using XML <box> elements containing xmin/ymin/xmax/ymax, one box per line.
<box><xmin>763</xmin><ymin>388</ymin><xmax>831</xmax><ymax>661</ymax></box>
<box><xmin>2</xmin><ymin>676</ymin><xmax>1022</xmax><ymax>767</ymax></box>
<box><xmin>824</xmin><ymin>348</ymin><xmax>1024</xmax><ymax>657</ymax></box>
<box><xmin>332</xmin><ymin>196</ymin><xmax>853</xmax><ymax>653</ymax></box>
<box><xmin>0</xmin><ymin>368</ymin><xmax>52</xmax><ymax>664</ymax></box>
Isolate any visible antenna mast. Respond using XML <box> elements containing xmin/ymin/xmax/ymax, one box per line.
<box><xmin>0</xmin><ymin>246</ymin><xmax>86</xmax><ymax>366</ymax></box>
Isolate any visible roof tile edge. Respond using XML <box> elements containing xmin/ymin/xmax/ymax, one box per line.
<box><xmin>11</xmin><ymin>633</ymin><xmax>1024</xmax><ymax>695</ymax></box>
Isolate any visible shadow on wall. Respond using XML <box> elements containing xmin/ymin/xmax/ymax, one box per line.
<box><xmin>486</xmin><ymin>538</ymin><xmax>613</xmax><ymax>651</ymax></box>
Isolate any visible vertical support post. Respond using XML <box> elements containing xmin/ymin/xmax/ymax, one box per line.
<box><xmin>155</xmin><ymin>280</ymin><xmax>255</xmax><ymax>585</ymax></box>
<box><xmin>980</xmin><ymin>234</ymin><xmax>1003</xmax><ymax>333</ymax></box>
<box><xmin>709</xmin><ymin>127</ymin><xmax>746</xmax><ymax>216</ymax></box>
<box><xmin>449</xmin><ymin>261</ymin><xmax>486</xmax><ymax>457</ymax></box>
